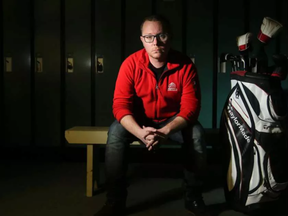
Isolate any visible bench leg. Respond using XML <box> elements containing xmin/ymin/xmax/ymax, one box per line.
<box><xmin>86</xmin><ymin>145</ymin><xmax>100</xmax><ymax>197</ymax></box>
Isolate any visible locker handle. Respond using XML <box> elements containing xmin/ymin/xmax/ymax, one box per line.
<box><xmin>36</xmin><ymin>57</ymin><xmax>43</xmax><ymax>72</ymax></box>
<box><xmin>5</xmin><ymin>57</ymin><xmax>12</xmax><ymax>72</ymax></box>
<box><xmin>96</xmin><ymin>56</ymin><xmax>104</xmax><ymax>73</ymax></box>
<box><xmin>67</xmin><ymin>58</ymin><xmax>74</xmax><ymax>73</ymax></box>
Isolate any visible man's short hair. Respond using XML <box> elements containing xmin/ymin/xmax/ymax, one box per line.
<box><xmin>140</xmin><ymin>14</ymin><xmax>172</xmax><ymax>35</ymax></box>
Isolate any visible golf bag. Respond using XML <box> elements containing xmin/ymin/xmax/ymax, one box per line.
<box><xmin>220</xmin><ymin>70</ymin><xmax>288</xmax><ymax>213</ymax></box>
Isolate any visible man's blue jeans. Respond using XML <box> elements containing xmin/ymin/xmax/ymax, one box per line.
<box><xmin>104</xmin><ymin>117</ymin><xmax>207</xmax><ymax>203</ymax></box>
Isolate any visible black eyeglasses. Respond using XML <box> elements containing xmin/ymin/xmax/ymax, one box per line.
<box><xmin>141</xmin><ymin>33</ymin><xmax>169</xmax><ymax>43</ymax></box>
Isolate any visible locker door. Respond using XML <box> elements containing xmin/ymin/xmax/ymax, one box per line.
<box><xmin>281</xmin><ymin>1</ymin><xmax>288</xmax><ymax>55</ymax></box>
<box><xmin>34</xmin><ymin>0</ymin><xmax>61</xmax><ymax>146</ymax></box>
<box><xmin>186</xmin><ymin>0</ymin><xmax>214</xmax><ymax>128</ymax></box>
<box><xmin>94</xmin><ymin>0</ymin><xmax>122</xmax><ymax>126</ymax></box>
<box><xmin>0</xmin><ymin>0</ymin><xmax>3</xmax><ymax>146</ymax></box>
<box><xmin>217</xmin><ymin>0</ymin><xmax>245</xmax><ymax>127</ymax></box>
<box><xmin>125</xmin><ymin>0</ymin><xmax>152</xmax><ymax>58</ymax></box>
<box><xmin>3</xmin><ymin>0</ymin><xmax>31</xmax><ymax>146</ymax></box>
<box><xmin>280</xmin><ymin>0</ymin><xmax>288</xmax><ymax>90</ymax></box>
<box><xmin>155</xmin><ymin>0</ymin><xmax>183</xmax><ymax>52</ymax></box>
<box><xmin>65</xmin><ymin>0</ymin><xmax>91</xmax><ymax>131</ymax></box>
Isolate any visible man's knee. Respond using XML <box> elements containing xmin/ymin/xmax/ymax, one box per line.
<box><xmin>191</xmin><ymin>121</ymin><xmax>206</xmax><ymax>154</ymax></box>
<box><xmin>192</xmin><ymin>121</ymin><xmax>205</xmax><ymax>138</ymax></box>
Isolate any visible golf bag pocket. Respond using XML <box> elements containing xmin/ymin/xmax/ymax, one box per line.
<box><xmin>246</xmin><ymin>139</ymin><xmax>288</xmax><ymax>206</ymax></box>
<box><xmin>268</xmin><ymin>90</ymin><xmax>287</xmax><ymax>120</ymax></box>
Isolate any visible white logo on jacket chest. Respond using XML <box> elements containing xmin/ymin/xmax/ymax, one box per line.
<box><xmin>167</xmin><ymin>82</ymin><xmax>178</xmax><ymax>91</ymax></box>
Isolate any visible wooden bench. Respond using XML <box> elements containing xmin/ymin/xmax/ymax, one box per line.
<box><xmin>65</xmin><ymin>126</ymin><xmax>217</xmax><ymax>197</ymax></box>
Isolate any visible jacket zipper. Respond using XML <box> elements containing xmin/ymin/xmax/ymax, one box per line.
<box><xmin>139</xmin><ymin>63</ymin><xmax>168</xmax><ymax>121</ymax></box>
<box><xmin>155</xmin><ymin>83</ymin><xmax>158</xmax><ymax>119</ymax></box>
<box><xmin>155</xmin><ymin>70</ymin><xmax>167</xmax><ymax>120</ymax></box>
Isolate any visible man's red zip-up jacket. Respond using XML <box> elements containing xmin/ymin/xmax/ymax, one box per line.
<box><xmin>113</xmin><ymin>48</ymin><xmax>201</xmax><ymax>124</ymax></box>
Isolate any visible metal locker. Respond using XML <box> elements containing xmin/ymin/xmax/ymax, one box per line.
<box><xmin>186</xmin><ymin>0</ymin><xmax>214</xmax><ymax>128</ymax></box>
<box><xmin>217</xmin><ymin>0</ymin><xmax>245</xmax><ymax>127</ymax></box>
<box><xmin>281</xmin><ymin>1</ymin><xmax>288</xmax><ymax>90</ymax></box>
<box><xmin>94</xmin><ymin>0</ymin><xmax>122</xmax><ymax>126</ymax></box>
<box><xmin>65</xmin><ymin>0</ymin><xmax>92</xmax><ymax>132</ymax></box>
<box><xmin>34</xmin><ymin>0</ymin><xmax>61</xmax><ymax>146</ymax></box>
<box><xmin>3</xmin><ymin>0</ymin><xmax>32</xmax><ymax>146</ymax></box>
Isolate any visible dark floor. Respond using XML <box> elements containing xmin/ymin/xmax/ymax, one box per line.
<box><xmin>0</xmin><ymin>147</ymin><xmax>287</xmax><ymax>216</ymax></box>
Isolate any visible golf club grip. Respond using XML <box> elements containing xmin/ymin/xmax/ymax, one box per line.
<box><xmin>220</xmin><ymin>62</ymin><xmax>226</xmax><ymax>73</ymax></box>
<box><xmin>220</xmin><ymin>53</ymin><xmax>236</xmax><ymax>62</ymax></box>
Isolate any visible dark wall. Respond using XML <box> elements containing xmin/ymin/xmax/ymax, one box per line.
<box><xmin>0</xmin><ymin>0</ymin><xmax>287</xmax><ymax>147</ymax></box>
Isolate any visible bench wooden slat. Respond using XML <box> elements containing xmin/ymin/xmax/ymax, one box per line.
<box><xmin>65</xmin><ymin>126</ymin><xmax>141</xmax><ymax>145</ymax></box>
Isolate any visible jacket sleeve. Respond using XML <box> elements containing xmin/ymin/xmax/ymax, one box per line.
<box><xmin>177</xmin><ymin>63</ymin><xmax>201</xmax><ymax>124</ymax></box>
<box><xmin>112</xmin><ymin>57</ymin><xmax>135</xmax><ymax>122</ymax></box>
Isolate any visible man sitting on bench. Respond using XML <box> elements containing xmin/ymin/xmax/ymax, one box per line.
<box><xmin>94</xmin><ymin>14</ymin><xmax>210</xmax><ymax>216</ymax></box>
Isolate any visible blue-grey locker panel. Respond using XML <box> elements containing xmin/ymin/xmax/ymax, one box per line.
<box><xmin>217</xmin><ymin>0</ymin><xmax>245</xmax><ymax>127</ymax></box>
<box><xmin>250</xmin><ymin>0</ymin><xmax>277</xmax><ymax>67</ymax></box>
<box><xmin>281</xmin><ymin>1</ymin><xmax>288</xmax><ymax>54</ymax></box>
<box><xmin>186</xmin><ymin>0</ymin><xmax>213</xmax><ymax>128</ymax></box>
<box><xmin>3</xmin><ymin>0</ymin><xmax>31</xmax><ymax>146</ymax></box>
<box><xmin>34</xmin><ymin>0</ymin><xmax>61</xmax><ymax>146</ymax></box>
<box><xmin>156</xmin><ymin>0</ymin><xmax>182</xmax><ymax>52</ymax></box>
<box><xmin>65</xmin><ymin>0</ymin><xmax>91</xmax><ymax>130</ymax></box>
<box><xmin>94</xmin><ymin>0</ymin><xmax>122</xmax><ymax>126</ymax></box>
<box><xmin>0</xmin><ymin>0</ymin><xmax>3</xmax><ymax>146</ymax></box>
<box><xmin>125</xmin><ymin>0</ymin><xmax>152</xmax><ymax>58</ymax></box>
<box><xmin>281</xmin><ymin>0</ymin><xmax>288</xmax><ymax>90</ymax></box>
